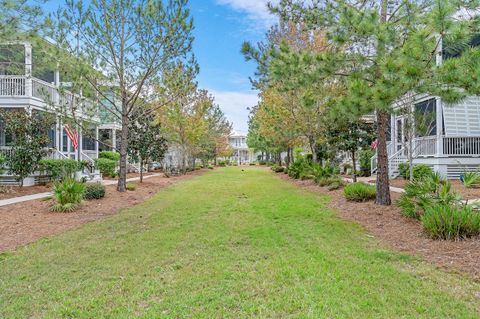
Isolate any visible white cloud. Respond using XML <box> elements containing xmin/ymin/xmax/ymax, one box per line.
<box><xmin>210</xmin><ymin>90</ymin><xmax>259</xmax><ymax>132</ymax></box>
<box><xmin>216</xmin><ymin>0</ymin><xmax>279</xmax><ymax>29</ymax></box>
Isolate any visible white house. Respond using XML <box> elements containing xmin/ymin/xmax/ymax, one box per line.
<box><xmin>0</xmin><ymin>41</ymin><xmax>119</xmax><ymax>184</ymax></box>
<box><xmin>228</xmin><ymin>131</ymin><xmax>257</xmax><ymax>164</ymax></box>
<box><xmin>371</xmin><ymin>37</ymin><xmax>480</xmax><ymax>179</ymax></box>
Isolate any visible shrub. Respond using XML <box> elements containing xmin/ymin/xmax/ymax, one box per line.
<box><xmin>95</xmin><ymin>158</ymin><xmax>117</xmax><ymax>177</ymax></box>
<box><xmin>327</xmin><ymin>181</ymin><xmax>344</xmax><ymax>191</ymax></box>
<box><xmin>39</xmin><ymin>159</ymin><xmax>80</xmax><ymax>181</ymax></box>
<box><xmin>396</xmin><ymin>173</ymin><xmax>461</xmax><ymax>219</ymax></box>
<box><xmin>249</xmin><ymin>163</ymin><xmax>256</xmax><ymax>166</ymax></box>
<box><xmin>288</xmin><ymin>157</ymin><xmax>311</xmax><ymax>179</ymax></box>
<box><xmin>398</xmin><ymin>163</ymin><xmax>433</xmax><ymax>180</ymax></box>
<box><xmin>300</xmin><ymin>174</ymin><xmax>315</xmax><ymax>181</ymax></box>
<box><xmin>271</xmin><ymin>164</ymin><xmax>284</xmax><ymax>173</ymax></box>
<box><xmin>421</xmin><ymin>205</ymin><xmax>480</xmax><ymax>240</ymax></box>
<box><xmin>312</xmin><ymin>163</ymin><xmax>335</xmax><ymax>183</ymax></box>
<box><xmin>126</xmin><ymin>182</ymin><xmax>137</xmax><ymax>191</ymax></box>
<box><xmin>218</xmin><ymin>161</ymin><xmax>226</xmax><ymax>167</ymax></box>
<box><xmin>84</xmin><ymin>183</ymin><xmax>106</xmax><ymax>200</ymax></box>
<box><xmin>317</xmin><ymin>176</ymin><xmax>343</xmax><ymax>187</ymax></box>
<box><xmin>208</xmin><ymin>165</ymin><xmax>214</xmax><ymax>170</ymax></box>
<box><xmin>344</xmin><ymin>183</ymin><xmax>376</xmax><ymax>202</ymax></box>
<box><xmin>359</xmin><ymin>149</ymin><xmax>374</xmax><ymax>177</ymax></box>
<box><xmin>51</xmin><ymin>178</ymin><xmax>86</xmax><ymax>212</ymax></box>
<box><xmin>462</xmin><ymin>171</ymin><xmax>480</xmax><ymax>188</ymax></box>
<box><xmin>258</xmin><ymin>160</ymin><xmax>267</xmax><ymax>165</ymax></box>
<box><xmin>99</xmin><ymin>151</ymin><xmax>120</xmax><ymax>162</ymax></box>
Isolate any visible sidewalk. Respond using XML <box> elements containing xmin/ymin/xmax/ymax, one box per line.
<box><xmin>0</xmin><ymin>173</ymin><xmax>163</xmax><ymax>207</ymax></box>
<box><xmin>342</xmin><ymin>176</ymin><xmax>405</xmax><ymax>193</ymax></box>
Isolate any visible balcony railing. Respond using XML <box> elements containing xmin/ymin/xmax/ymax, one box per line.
<box><xmin>443</xmin><ymin>136</ymin><xmax>480</xmax><ymax>156</ymax></box>
<box><xmin>413</xmin><ymin>136</ymin><xmax>437</xmax><ymax>156</ymax></box>
<box><xmin>0</xmin><ymin>75</ymin><xmax>98</xmax><ymax>118</ymax></box>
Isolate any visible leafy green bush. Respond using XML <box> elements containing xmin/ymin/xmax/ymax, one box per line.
<box><xmin>95</xmin><ymin>158</ymin><xmax>117</xmax><ymax>177</ymax></box>
<box><xmin>126</xmin><ymin>182</ymin><xmax>137</xmax><ymax>191</ymax></box>
<box><xmin>39</xmin><ymin>159</ymin><xmax>80</xmax><ymax>181</ymax></box>
<box><xmin>249</xmin><ymin>163</ymin><xmax>256</xmax><ymax>166</ymax></box>
<box><xmin>421</xmin><ymin>205</ymin><xmax>480</xmax><ymax>240</ymax></box>
<box><xmin>218</xmin><ymin>161</ymin><xmax>226</xmax><ymax>167</ymax></box>
<box><xmin>396</xmin><ymin>173</ymin><xmax>461</xmax><ymax>219</ymax></box>
<box><xmin>359</xmin><ymin>149</ymin><xmax>374</xmax><ymax>177</ymax></box>
<box><xmin>84</xmin><ymin>183</ymin><xmax>106</xmax><ymax>200</ymax></box>
<box><xmin>208</xmin><ymin>165</ymin><xmax>214</xmax><ymax>170</ymax></box>
<box><xmin>398</xmin><ymin>163</ymin><xmax>433</xmax><ymax>180</ymax></box>
<box><xmin>51</xmin><ymin>178</ymin><xmax>86</xmax><ymax>212</ymax></box>
<box><xmin>271</xmin><ymin>164</ymin><xmax>284</xmax><ymax>173</ymax></box>
<box><xmin>99</xmin><ymin>151</ymin><xmax>120</xmax><ymax>162</ymax></box>
<box><xmin>462</xmin><ymin>171</ymin><xmax>480</xmax><ymax>188</ymax></box>
<box><xmin>344</xmin><ymin>183</ymin><xmax>376</xmax><ymax>202</ymax></box>
<box><xmin>258</xmin><ymin>160</ymin><xmax>267</xmax><ymax>165</ymax></box>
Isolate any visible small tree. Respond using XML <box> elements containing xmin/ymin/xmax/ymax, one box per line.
<box><xmin>0</xmin><ymin>109</ymin><xmax>54</xmax><ymax>186</ymax></box>
<box><xmin>127</xmin><ymin>107</ymin><xmax>167</xmax><ymax>183</ymax></box>
<box><xmin>48</xmin><ymin>0</ymin><xmax>194</xmax><ymax>192</ymax></box>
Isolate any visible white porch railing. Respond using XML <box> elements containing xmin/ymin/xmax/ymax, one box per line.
<box><xmin>413</xmin><ymin>136</ymin><xmax>437</xmax><ymax>156</ymax></box>
<box><xmin>443</xmin><ymin>136</ymin><xmax>480</xmax><ymax>156</ymax></box>
<box><xmin>0</xmin><ymin>75</ymin><xmax>98</xmax><ymax>118</ymax></box>
<box><xmin>0</xmin><ymin>76</ymin><xmax>26</xmax><ymax>96</ymax></box>
<box><xmin>371</xmin><ymin>142</ymin><xmax>394</xmax><ymax>175</ymax></box>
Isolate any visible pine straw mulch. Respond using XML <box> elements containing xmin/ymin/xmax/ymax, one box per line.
<box><xmin>277</xmin><ymin>173</ymin><xmax>480</xmax><ymax>280</ymax></box>
<box><xmin>0</xmin><ymin>170</ymin><xmax>205</xmax><ymax>253</ymax></box>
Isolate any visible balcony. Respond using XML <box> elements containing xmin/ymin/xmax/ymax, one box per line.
<box><xmin>414</xmin><ymin>136</ymin><xmax>480</xmax><ymax>157</ymax></box>
<box><xmin>0</xmin><ymin>75</ymin><xmax>99</xmax><ymax>120</ymax></box>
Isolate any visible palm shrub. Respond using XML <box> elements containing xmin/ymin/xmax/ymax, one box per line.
<box><xmin>462</xmin><ymin>171</ymin><xmax>480</xmax><ymax>188</ymax></box>
<box><xmin>343</xmin><ymin>183</ymin><xmax>376</xmax><ymax>202</ymax></box>
<box><xmin>51</xmin><ymin>178</ymin><xmax>86</xmax><ymax>212</ymax></box>
<box><xmin>84</xmin><ymin>183</ymin><xmax>106</xmax><ymax>200</ymax></box>
<box><xmin>398</xmin><ymin>163</ymin><xmax>433</xmax><ymax>180</ymax></box>
<box><xmin>421</xmin><ymin>204</ymin><xmax>480</xmax><ymax>240</ymax></box>
<box><xmin>287</xmin><ymin>158</ymin><xmax>310</xmax><ymax>179</ymax></box>
<box><xmin>396</xmin><ymin>173</ymin><xmax>461</xmax><ymax>219</ymax></box>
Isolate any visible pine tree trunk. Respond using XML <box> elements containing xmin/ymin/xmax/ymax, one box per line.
<box><xmin>375</xmin><ymin>110</ymin><xmax>391</xmax><ymax>205</ymax></box>
<box><xmin>117</xmin><ymin>113</ymin><xmax>129</xmax><ymax>192</ymax></box>
<box><xmin>140</xmin><ymin>157</ymin><xmax>144</xmax><ymax>183</ymax></box>
<box><xmin>352</xmin><ymin>150</ymin><xmax>357</xmax><ymax>183</ymax></box>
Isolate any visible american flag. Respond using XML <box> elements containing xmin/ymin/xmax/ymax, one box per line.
<box><xmin>371</xmin><ymin>139</ymin><xmax>379</xmax><ymax>150</ymax></box>
<box><xmin>64</xmin><ymin>124</ymin><xmax>78</xmax><ymax>150</ymax></box>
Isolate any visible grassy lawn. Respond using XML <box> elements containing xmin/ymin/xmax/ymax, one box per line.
<box><xmin>1</xmin><ymin>167</ymin><xmax>479</xmax><ymax>318</ymax></box>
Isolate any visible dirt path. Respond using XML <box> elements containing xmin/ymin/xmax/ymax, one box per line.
<box><xmin>0</xmin><ymin>171</ymin><xmax>205</xmax><ymax>252</ymax></box>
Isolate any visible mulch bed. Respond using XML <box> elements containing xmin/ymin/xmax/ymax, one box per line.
<box><xmin>0</xmin><ymin>170</ymin><xmax>205</xmax><ymax>253</ymax></box>
<box><xmin>278</xmin><ymin>173</ymin><xmax>480</xmax><ymax>280</ymax></box>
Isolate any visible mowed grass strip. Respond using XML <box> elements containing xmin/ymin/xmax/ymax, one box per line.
<box><xmin>1</xmin><ymin>167</ymin><xmax>479</xmax><ymax>318</ymax></box>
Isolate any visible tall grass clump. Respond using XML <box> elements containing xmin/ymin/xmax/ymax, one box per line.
<box><xmin>422</xmin><ymin>205</ymin><xmax>480</xmax><ymax>240</ymax></box>
<box><xmin>462</xmin><ymin>171</ymin><xmax>480</xmax><ymax>188</ymax></box>
<box><xmin>344</xmin><ymin>182</ymin><xmax>376</xmax><ymax>202</ymax></box>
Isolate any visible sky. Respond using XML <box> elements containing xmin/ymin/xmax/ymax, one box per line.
<box><xmin>188</xmin><ymin>0</ymin><xmax>277</xmax><ymax>132</ymax></box>
<box><xmin>43</xmin><ymin>0</ymin><xmax>276</xmax><ymax>132</ymax></box>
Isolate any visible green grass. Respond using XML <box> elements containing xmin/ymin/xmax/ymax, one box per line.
<box><xmin>1</xmin><ymin>167</ymin><xmax>479</xmax><ymax>318</ymax></box>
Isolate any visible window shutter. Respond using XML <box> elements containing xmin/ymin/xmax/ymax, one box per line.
<box><xmin>443</xmin><ymin>96</ymin><xmax>480</xmax><ymax>136</ymax></box>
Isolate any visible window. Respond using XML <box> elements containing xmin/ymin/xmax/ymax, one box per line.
<box><xmin>414</xmin><ymin>98</ymin><xmax>437</xmax><ymax>137</ymax></box>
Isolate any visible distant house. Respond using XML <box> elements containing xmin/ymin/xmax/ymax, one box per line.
<box><xmin>228</xmin><ymin>131</ymin><xmax>257</xmax><ymax>164</ymax></box>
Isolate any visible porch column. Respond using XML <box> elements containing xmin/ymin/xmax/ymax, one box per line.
<box><xmin>111</xmin><ymin>129</ymin><xmax>116</xmax><ymax>151</ymax></box>
<box><xmin>95</xmin><ymin>126</ymin><xmax>99</xmax><ymax>158</ymax></box>
<box><xmin>55</xmin><ymin>117</ymin><xmax>61</xmax><ymax>152</ymax></box>
<box><xmin>390</xmin><ymin>115</ymin><xmax>397</xmax><ymax>153</ymax></box>
<box><xmin>436</xmin><ymin>97</ymin><xmax>443</xmax><ymax>156</ymax></box>
<box><xmin>54</xmin><ymin>68</ymin><xmax>60</xmax><ymax>106</ymax></box>
<box><xmin>24</xmin><ymin>43</ymin><xmax>33</xmax><ymax>97</ymax></box>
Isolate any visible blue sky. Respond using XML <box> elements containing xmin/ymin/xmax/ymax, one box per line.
<box><xmin>45</xmin><ymin>0</ymin><xmax>275</xmax><ymax>132</ymax></box>
<box><xmin>189</xmin><ymin>0</ymin><xmax>277</xmax><ymax>132</ymax></box>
